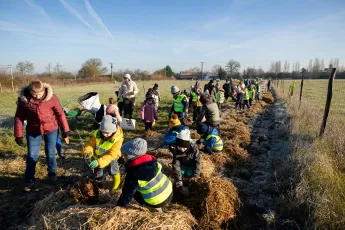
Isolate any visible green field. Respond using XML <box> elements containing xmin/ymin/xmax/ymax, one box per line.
<box><xmin>280</xmin><ymin>79</ymin><xmax>345</xmax><ymax>120</ymax></box>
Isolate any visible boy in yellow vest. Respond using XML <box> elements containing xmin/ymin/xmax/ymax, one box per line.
<box><xmin>189</xmin><ymin>83</ymin><xmax>203</xmax><ymax>122</ymax></box>
<box><xmin>169</xmin><ymin>86</ymin><xmax>189</xmax><ymax>125</ymax></box>
<box><xmin>215</xmin><ymin>85</ymin><xmax>225</xmax><ymax>112</ymax></box>
<box><xmin>83</xmin><ymin>115</ymin><xmax>124</xmax><ymax>191</ymax></box>
<box><xmin>117</xmin><ymin>138</ymin><xmax>173</xmax><ymax>208</ymax></box>
<box><xmin>248</xmin><ymin>85</ymin><xmax>256</xmax><ymax>106</ymax></box>
<box><xmin>196</xmin><ymin>122</ymin><xmax>223</xmax><ymax>154</ymax></box>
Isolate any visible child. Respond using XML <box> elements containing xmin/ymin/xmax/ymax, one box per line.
<box><xmin>82</xmin><ymin>115</ymin><xmax>124</xmax><ymax>191</ymax></box>
<box><xmin>152</xmin><ymin>83</ymin><xmax>161</xmax><ymax>108</ymax></box>
<box><xmin>255</xmin><ymin>81</ymin><xmax>260</xmax><ymax>101</ymax></box>
<box><xmin>242</xmin><ymin>85</ymin><xmax>250</xmax><ymax>110</ymax></box>
<box><xmin>171</xmin><ymin>129</ymin><xmax>201</xmax><ymax>195</ymax></box>
<box><xmin>146</xmin><ymin>88</ymin><xmax>159</xmax><ymax>112</ymax></box>
<box><xmin>115</xmin><ymin>90</ymin><xmax>124</xmax><ymax>116</ymax></box>
<box><xmin>248</xmin><ymin>85</ymin><xmax>256</xmax><ymax>107</ymax></box>
<box><xmin>106</xmin><ymin>98</ymin><xmax>122</xmax><ymax>123</ymax></box>
<box><xmin>164</xmin><ymin>114</ymin><xmax>189</xmax><ymax>149</ymax></box>
<box><xmin>117</xmin><ymin>138</ymin><xmax>173</xmax><ymax>208</ymax></box>
<box><xmin>235</xmin><ymin>86</ymin><xmax>244</xmax><ymax>110</ymax></box>
<box><xmin>215</xmin><ymin>85</ymin><xmax>225</xmax><ymax>111</ymax></box>
<box><xmin>140</xmin><ymin>94</ymin><xmax>158</xmax><ymax>131</ymax></box>
<box><xmin>196</xmin><ymin>122</ymin><xmax>223</xmax><ymax>154</ymax></box>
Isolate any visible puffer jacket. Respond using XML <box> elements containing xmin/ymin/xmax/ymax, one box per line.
<box><xmin>197</xmin><ymin>101</ymin><xmax>221</xmax><ymax>126</ymax></box>
<box><xmin>82</xmin><ymin>127</ymin><xmax>124</xmax><ymax>168</ymax></box>
<box><xmin>14</xmin><ymin>83</ymin><xmax>69</xmax><ymax>138</ymax></box>
<box><xmin>197</xmin><ymin>126</ymin><xmax>221</xmax><ymax>153</ymax></box>
<box><xmin>118</xmin><ymin>80</ymin><xmax>139</xmax><ymax>99</ymax></box>
<box><xmin>172</xmin><ymin>143</ymin><xmax>201</xmax><ymax>181</ymax></box>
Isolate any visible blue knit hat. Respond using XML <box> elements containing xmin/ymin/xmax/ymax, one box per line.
<box><xmin>121</xmin><ymin>138</ymin><xmax>147</xmax><ymax>161</ymax></box>
<box><xmin>196</xmin><ymin>121</ymin><xmax>209</xmax><ymax>134</ymax></box>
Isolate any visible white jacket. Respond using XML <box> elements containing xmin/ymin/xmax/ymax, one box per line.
<box><xmin>118</xmin><ymin>80</ymin><xmax>139</xmax><ymax>99</ymax></box>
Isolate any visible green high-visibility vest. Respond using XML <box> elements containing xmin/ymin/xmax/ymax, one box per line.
<box><xmin>93</xmin><ymin>130</ymin><xmax>120</xmax><ymax>159</ymax></box>
<box><xmin>216</xmin><ymin>91</ymin><xmax>225</xmax><ymax>103</ymax></box>
<box><xmin>118</xmin><ymin>95</ymin><xmax>124</xmax><ymax>102</ymax></box>
<box><xmin>243</xmin><ymin>89</ymin><xmax>250</xmax><ymax>100</ymax></box>
<box><xmin>190</xmin><ymin>91</ymin><xmax>200</xmax><ymax>102</ymax></box>
<box><xmin>206</xmin><ymin>134</ymin><xmax>223</xmax><ymax>151</ymax></box>
<box><xmin>248</xmin><ymin>89</ymin><xmax>255</xmax><ymax>99</ymax></box>
<box><xmin>174</xmin><ymin>94</ymin><xmax>186</xmax><ymax>112</ymax></box>
<box><xmin>137</xmin><ymin>162</ymin><xmax>173</xmax><ymax>205</ymax></box>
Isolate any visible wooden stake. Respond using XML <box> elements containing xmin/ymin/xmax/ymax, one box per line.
<box><xmin>299</xmin><ymin>76</ymin><xmax>304</xmax><ymax>107</ymax></box>
<box><xmin>320</xmin><ymin>68</ymin><xmax>336</xmax><ymax>137</ymax></box>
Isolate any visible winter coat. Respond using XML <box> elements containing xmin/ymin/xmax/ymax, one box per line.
<box><xmin>117</xmin><ymin>154</ymin><xmax>171</xmax><ymax>207</ymax></box>
<box><xmin>140</xmin><ymin>101</ymin><xmax>158</xmax><ymax>123</ymax></box>
<box><xmin>118</xmin><ymin>80</ymin><xmax>139</xmax><ymax>99</ymax></box>
<box><xmin>163</xmin><ymin>125</ymin><xmax>189</xmax><ymax>145</ymax></box>
<box><xmin>152</xmin><ymin>89</ymin><xmax>160</xmax><ymax>106</ymax></box>
<box><xmin>197</xmin><ymin>126</ymin><xmax>221</xmax><ymax>153</ymax></box>
<box><xmin>197</xmin><ymin>101</ymin><xmax>221</xmax><ymax>126</ymax></box>
<box><xmin>14</xmin><ymin>83</ymin><xmax>70</xmax><ymax>138</ymax></box>
<box><xmin>172</xmin><ymin>143</ymin><xmax>201</xmax><ymax>181</ymax></box>
<box><xmin>82</xmin><ymin>128</ymin><xmax>124</xmax><ymax>168</ymax></box>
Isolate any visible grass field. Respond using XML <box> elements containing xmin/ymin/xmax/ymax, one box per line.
<box><xmin>280</xmin><ymin>79</ymin><xmax>345</xmax><ymax>121</ymax></box>
<box><xmin>275</xmin><ymin>79</ymin><xmax>345</xmax><ymax>228</ymax></box>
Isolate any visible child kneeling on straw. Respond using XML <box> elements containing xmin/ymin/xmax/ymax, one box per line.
<box><xmin>171</xmin><ymin>129</ymin><xmax>201</xmax><ymax>196</ymax></box>
<box><xmin>82</xmin><ymin>115</ymin><xmax>124</xmax><ymax>191</ymax></box>
<box><xmin>117</xmin><ymin>138</ymin><xmax>173</xmax><ymax>209</ymax></box>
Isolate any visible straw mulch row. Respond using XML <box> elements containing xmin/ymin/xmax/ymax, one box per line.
<box><xmin>22</xmin><ymin>92</ymin><xmax>274</xmax><ymax>230</ymax></box>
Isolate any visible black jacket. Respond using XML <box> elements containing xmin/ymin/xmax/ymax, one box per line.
<box><xmin>117</xmin><ymin>154</ymin><xmax>160</xmax><ymax>207</ymax></box>
<box><xmin>172</xmin><ymin>143</ymin><xmax>201</xmax><ymax>181</ymax></box>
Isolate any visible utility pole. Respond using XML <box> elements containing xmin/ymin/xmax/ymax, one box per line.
<box><xmin>109</xmin><ymin>62</ymin><xmax>114</xmax><ymax>79</ymax></box>
<box><xmin>201</xmin><ymin>62</ymin><xmax>204</xmax><ymax>81</ymax></box>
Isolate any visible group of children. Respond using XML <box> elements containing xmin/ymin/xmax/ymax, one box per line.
<box><xmin>234</xmin><ymin>80</ymin><xmax>260</xmax><ymax>110</ymax></box>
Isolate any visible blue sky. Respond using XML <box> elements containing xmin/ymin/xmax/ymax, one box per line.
<box><xmin>1</xmin><ymin>0</ymin><xmax>345</xmax><ymax>73</ymax></box>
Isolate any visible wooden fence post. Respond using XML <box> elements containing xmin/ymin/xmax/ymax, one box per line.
<box><xmin>299</xmin><ymin>76</ymin><xmax>304</xmax><ymax>107</ymax></box>
<box><xmin>320</xmin><ymin>68</ymin><xmax>337</xmax><ymax>136</ymax></box>
<box><xmin>0</xmin><ymin>83</ymin><xmax>2</xmax><ymax>93</ymax></box>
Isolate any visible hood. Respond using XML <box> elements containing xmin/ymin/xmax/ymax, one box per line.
<box><xmin>98</xmin><ymin>126</ymin><xmax>124</xmax><ymax>142</ymax></box>
<box><xmin>205</xmin><ymin>126</ymin><xmax>219</xmax><ymax>136</ymax></box>
<box><xmin>18</xmin><ymin>83</ymin><xmax>54</xmax><ymax>103</ymax></box>
<box><xmin>127</xmin><ymin>154</ymin><xmax>158</xmax><ymax>181</ymax></box>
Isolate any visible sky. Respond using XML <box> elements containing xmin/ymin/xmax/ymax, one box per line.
<box><xmin>1</xmin><ymin>0</ymin><xmax>345</xmax><ymax>74</ymax></box>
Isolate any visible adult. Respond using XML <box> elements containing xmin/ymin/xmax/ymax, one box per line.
<box><xmin>267</xmin><ymin>79</ymin><xmax>271</xmax><ymax>92</ymax></box>
<box><xmin>118</xmin><ymin>74</ymin><xmax>139</xmax><ymax>119</ymax></box>
<box><xmin>169</xmin><ymin>86</ymin><xmax>189</xmax><ymax>125</ymax></box>
<box><xmin>223</xmin><ymin>79</ymin><xmax>231</xmax><ymax>102</ymax></box>
<box><xmin>196</xmin><ymin>93</ymin><xmax>221</xmax><ymax>128</ymax></box>
<box><xmin>14</xmin><ymin>80</ymin><xmax>70</xmax><ymax>192</ymax></box>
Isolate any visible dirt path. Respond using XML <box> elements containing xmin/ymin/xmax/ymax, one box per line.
<box><xmin>227</xmin><ymin>92</ymin><xmax>304</xmax><ymax>229</ymax></box>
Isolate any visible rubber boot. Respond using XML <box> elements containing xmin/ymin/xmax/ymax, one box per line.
<box><xmin>111</xmin><ymin>173</ymin><xmax>121</xmax><ymax>191</ymax></box>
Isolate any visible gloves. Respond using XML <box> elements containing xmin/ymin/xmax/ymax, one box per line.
<box><xmin>175</xmin><ymin>181</ymin><xmax>183</xmax><ymax>188</ymax></box>
<box><xmin>84</xmin><ymin>152</ymin><xmax>92</xmax><ymax>159</ymax></box>
<box><xmin>15</xmin><ymin>137</ymin><xmax>24</xmax><ymax>147</ymax></box>
<box><xmin>89</xmin><ymin>160</ymin><xmax>99</xmax><ymax>169</ymax></box>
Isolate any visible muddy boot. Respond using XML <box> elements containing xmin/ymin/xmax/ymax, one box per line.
<box><xmin>111</xmin><ymin>173</ymin><xmax>121</xmax><ymax>191</ymax></box>
<box><xmin>23</xmin><ymin>182</ymin><xmax>35</xmax><ymax>192</ymax></box>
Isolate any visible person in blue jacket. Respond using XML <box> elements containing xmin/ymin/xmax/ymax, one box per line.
<box><xmin>196</xmin><ymin>122</ymin><xmax>223</xmax><ymax>154</ymax></box>
<box><xmin>163</xmin><ymin>114</ymin><xmax>189</xmax><ymax>148</ymax></box>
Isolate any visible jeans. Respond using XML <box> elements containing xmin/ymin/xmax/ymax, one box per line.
<box><xmin>56</xmin><ymin>137</ymin><xmax>63</xmax><ymax>156</ymax></box>
<box><xmin>25</xmin><ymin>129</ymin><xmax>58</xmax><ymax>183</ymax></box>
<box><xmin>94</xmin><ymin>159</ymin><xmax>120</xmax><ymax>179</ymax></box>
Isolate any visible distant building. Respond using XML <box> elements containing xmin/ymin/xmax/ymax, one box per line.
<box><xmin>176</xmin><ymin>72</ymin><xmax>196</xmax><ymax>80</ymax></box>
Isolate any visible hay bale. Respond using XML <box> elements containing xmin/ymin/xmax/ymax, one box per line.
<box><xmin>200</xmin><ymin>177</ymin><xmax>240</xmax><ymax>230</ymax></box>
<box><xmin>190</xmin><ymin>130</ymin><xmax>200</xmax><ymax>140</ymax></box>
<box><xmin>220</xmin><ymin>122</ymin><xmax>251</xmax><ymax>145</ymax></box>
<box><xmin>200</xmin><ymin>154</ymin><xmax>216</xmax><ymax>179</ymax></box>
<box><xmin>27</xmin><ymin>203</ymin><xmax>196</xmax><ymax>230</ymax></box>
<box><xmin>223</xmin><ymin>143</ymin><xmax>248</xmax><ymax>163</ymax></box>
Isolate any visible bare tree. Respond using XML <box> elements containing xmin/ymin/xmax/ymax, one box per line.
<box><xmin>53</xmin><ymin>63</ymin><xmax>65</xmax><ymax>77</ymax></box>
<box><xmin>225</xmin><ymin>59</ymin><xmax>241</xmax><ymax>76</ymax></box>
<box><xmin>313</xmin><ymin>58</ymin><xmax>321</xmax><ymax>73</ymax></box>
<box><xmin>320</xmin><ymin>59</ymin><xmax>325</xmax><ymax>72</ymax></box>
<box><xmin>274</xmin><ymin>61</ymin><xmax>281</xmax><ymax>73</ymax></box>
<box><xmin>308</xmin><ymin>59</ymin><xmax>313</xmax><ymax>72</ymax></box>
<box><xmin>45</xmin><ymin>63</ymin><xmax>52</xmax><ymax>77</ymax></box>
<box><xmin>16</xmin><ymin>61</ymin><xmax>34</xmax><ymax>76</ymax></box>
<box><xmin>212</xmin><ymin>65</ymin><xmax>221</xmax><ymax>74</ymax></box>
<box><xmin>269</xmin><ymin>62</ymin><xmax>275</xmax><ymax>73</ymax></box>
<box><xmin>283</xmin><ymin>60</ymin><xmax>290</xmax><ymax>73</ymax></box>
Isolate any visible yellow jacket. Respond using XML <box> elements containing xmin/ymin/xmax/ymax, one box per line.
<box><xmin>83</xmin><ymin>127</ymin><xmax>124</xmax><ymax>168</ymax></box>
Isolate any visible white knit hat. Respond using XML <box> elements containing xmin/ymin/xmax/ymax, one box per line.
<box><xmin>124</xmin><ymin>73</ymin><xmax>131</xmax><ymax>81</ymax></box>
<box><xmin>176</xmin><ymin>129</ymin><xmax>190</xmax><ymax>148</ymax></box>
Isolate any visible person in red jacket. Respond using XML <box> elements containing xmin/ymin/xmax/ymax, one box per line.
<box><xmin>14</xmin><ymin>81</ymin><xmax>70</xmax><ymax>192</ymax></box>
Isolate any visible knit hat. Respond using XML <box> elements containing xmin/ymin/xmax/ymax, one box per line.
<box><xmin>124</xmin><ymin>73</ymin><xmax>131</xmax><ymax>81</ymax></box>
<box><xmin>153</xmin><ymin>83</ymin><xmax>158</xmax><ymax>88</ymax></box>
<box><xmin>176</xmin><ymin>129</ymin><xmax>190</xmax><ymax>148</ymax></box>
<box><xmin>145</xmin><ymin>93</ymin><xmax>153</xmax><ymax>100</ymax></box>
<box><xmin>196</xmin><ymin>121</ymin><xmax>209</xmax><ymax>134</ymax></box>
<box><xmin>121</xmin><ymin>138</ymin><xmax>147</xmax><ymax>161</ymax></box>
<box><xmin>100</xmin><ymin>115</ymin><xmax>118</xmax><ymax>133</ymax></box>
<box><xmin>200</xmin><ymin>93</ymin><xmax>210</xmax><ymax>104</ymax></box>
<box><xmin>169</xmin><ymin>114</ymin><xmax>181</xmax><ymax>128</ymax></box>
<box><xmin>171</xmin><ymin>86</ymin><xmax>180</xmax><ymax>94</ymax></box>
<box><xmin>106</xmin><ymin>104</ymin><xmax>118</xmax><ymax>115</ymax></box>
